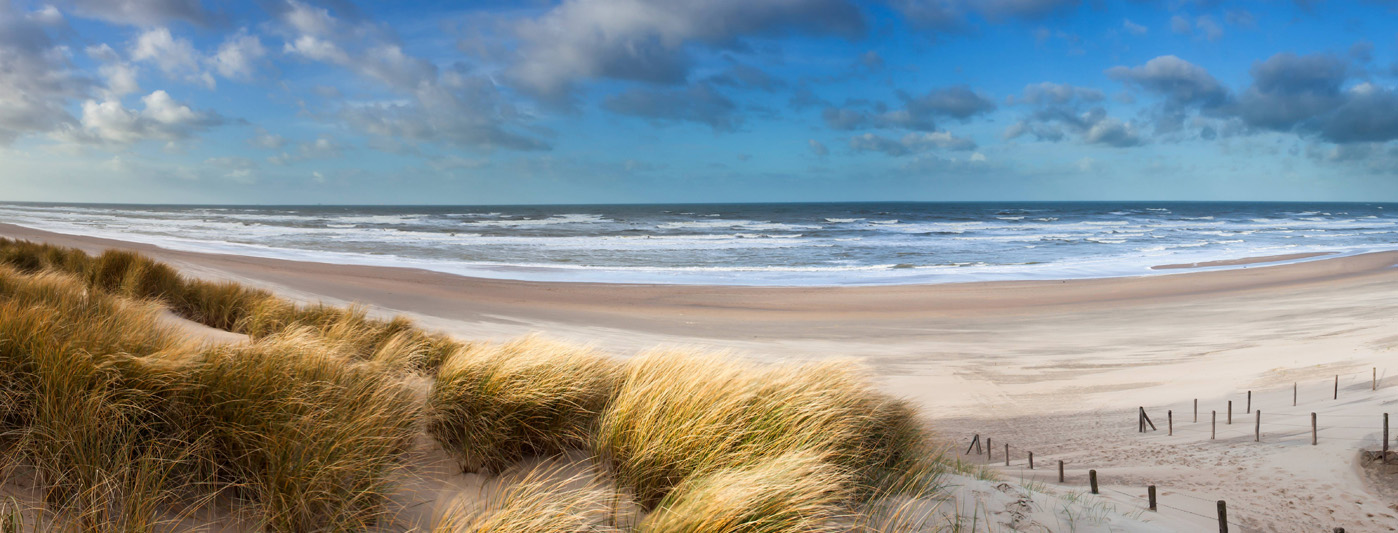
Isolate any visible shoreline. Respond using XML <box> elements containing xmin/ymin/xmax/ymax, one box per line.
<box><xmin>3</xmin><ymin>222</ymin><xmax>1396</xmax><ymax>319</ymax></box>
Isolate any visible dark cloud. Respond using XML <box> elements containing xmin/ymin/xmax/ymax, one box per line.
<box><xmin>1348</xmin><ymin>40</ymin><xmax>1374</xmax><ymax>62</ymax></box>
<box><xmin>507</xmin><ymin>0</ymin><xmax>865</xmax><ymax>102</ymax></box>
<box><xmin>602</xmin><ymin>82</ymin><xmax>741</xmax><ymax>132</ymax></box>
<box><xmin>61</xmin><ymin>0</ymin><xmax>215</xmax><ymax>26</ymax></box>
<box><xmin>808</xmin><ymin>139</ymin><xmax>829</xmax><ymax>156</ymax></box>
<box><xmin>1318</xmin><ymin>84</ymin><xmax>1398</xmax><ymax>143</ymax></box>
<box><xmin>1004</xmin><ymin>102</ymin><xmax>1143</xmax><ymax>147</ymax></box>
<box><xmin>899</xmin><ymin>85</ymin><xmax>996</xmax><ymax>121</ymax></box>
<box><xmin>1234</xmin><ymin>52</ymin><xmax>1346</xmax><ymax>131</ymax></box>
<box><xmin>1105</xmin><ymin>55</ymin><xmax>1229</xmax><ymax>110</ymax></box>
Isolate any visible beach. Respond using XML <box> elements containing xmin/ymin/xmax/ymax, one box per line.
<box><xmin>4</xmin><ymin>221</ymin><xmax>1397</xmax><ymax>531</ymax></box>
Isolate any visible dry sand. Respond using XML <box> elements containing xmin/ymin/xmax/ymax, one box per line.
<box><xmin>4</xmin><ymin>222</ymin><xmax>1397</xmax><ymax>531</ymax></box>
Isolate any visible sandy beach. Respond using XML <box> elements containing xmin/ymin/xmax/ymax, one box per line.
<box><xmin>4</xmin><ymin>221</ymin><xmax>1397</xmax><ymax>531</ymax></box>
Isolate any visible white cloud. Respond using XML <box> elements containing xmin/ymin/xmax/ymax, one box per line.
<box><xmin>1122</xmin><ymin>19</ymin><xmax>1147</xmax><ymax>36</ymax></box>
<box><xmin>131</xmin><ymin>27</ymin><xmax>213</xmax><ymax>87</ymax></box>
<box><xmin>55</xmin><ymin>89</ymin><xmax>222</xmax><ymax>145</ymax></box>
<box><xmin>0</xmin><ymin>4</ymin><xmax>90</xmax><ymax>144</ymax></box>
<box><xmin>211</xmin><ymin>30</ymin><xmax>265</xmax><ymax>79</ymax></box>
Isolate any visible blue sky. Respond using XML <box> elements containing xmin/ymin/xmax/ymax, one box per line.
<box><xmin>1</xmin><ymin>0</ymin><xmax>1397</xmax><ymax>204</ymax></box>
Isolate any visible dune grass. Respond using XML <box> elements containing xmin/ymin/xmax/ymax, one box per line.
<box><xmin>427</xmin><ymin>337</ymin><xmax>621</xmax><ymax>474</ymax></box>
<box><xmin>637</xmin><ymin>451</ymin><xmax>851</xmax><ymax>533</ymax></box>
<box><xmin>0</xmin><ymin>264</ymin><xmax>423</xmax><ymax>531</ymax></box>
<box><xmin>0</xmin><ymin>239</ymin><xmax>952</xmax><ymax>531</ymax></box>
<box><xmin>595</xmin><ymin>351</ymin><xmax>940</xmax><ymax>509</ymax></box>
<box><xmin>0</xmin><ymin>238</ymin><xmax>460</xmax><ymax>372</ymax></box>
<box><xmin>434</xmin><ymin>463</ymin><xmax>618</xmax><ymax>533</ymax></box>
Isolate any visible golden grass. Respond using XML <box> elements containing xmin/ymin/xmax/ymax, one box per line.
<box><xmin>595</xmin><ymin>351</ymin><xmax>939</xmax><ymax>509</ymax></box>
<box><xmin>427</xmin><ymin>337</ymin><xmax>621</xmax><ymax>474</ymax></box>
<box><xmin>434</xmin><ymin>463</ymin><xmax>617</xmax><ymax>533</ymax></box>
<box><xmin>637</xmin><ymin>451</ymin><xmax>851</xmax><ymax>533</ymax></box>
<box><xmin>0</xmin><ymin>264</ymin><xmax>423</xmax><ymax>531</ymax></box>
<box><xmin>0</xmin><ymin>238</ymin><xmax>460</xmax><ymax>373</ymax></box>
<box><xmin>0</xmin><ymin>239</ymin><xmax>953</xmax><ymax>531</ymax></box>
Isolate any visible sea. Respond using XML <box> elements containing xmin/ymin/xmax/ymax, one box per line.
<box><xmin>1</xmin><ymin>202</ymin><xmax>1395</xmax><ymax>286</ymax></box>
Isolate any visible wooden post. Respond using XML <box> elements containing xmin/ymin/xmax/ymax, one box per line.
<box><xmin>1004</xmin><ymin>443</ymin><xmax>1009</xmax><ymax>466</ymax></box>
<box><xmin>1139</xmin><ymin>406</ymin><xmax>1144</xmax><ymax>433</ymax></box>
<box><xmin>1212</xmin><ymin>410</ymin><xmax>1217</xmax><ymax>439</ymax></box>
<box><xmin>1058</xmin><ymin>460</ymin><xmax>1065</xmax><ymax>483</ymax></box>
<box><xmin>1227</xmin><ymin>400</ymin><xmax>1232</xmax><ymax>424</ymax></box>
<box><xmin>1312</xmin><ymin>412</ymin><xmax>1317</xmax><ymax>445</ymax></box>
<box><xmin>1141</xmin><ymin>408</ymin><xmax>1156</xmax><ymax>431</ymax></box>
<box><xmin>1194</xmin><ymin>398</ymin><xmax>1198</xmax><ymax>422</ymax></box>
<box><xmin>987</xmin><ymin>438</ymin><xmax>992</xmax><ymax>462</ymax></box>
<box><xmin>1384</xmin><ymin>413</ymin><xmax>1390</xmax><ymax>464</ymax></box>
<box><xmin>1148</xmin><ymin>485</ymin><xmax>1157</xmax><ymax>511</ymax></box>
<box><xmin>1255</xmin><ymin>410</ymin><xmax>1261</xmax><ymax>442</ymax></box>
<box><xmin>1294</xmin><ymin>382</ymin><xmax>1297</xmax><ymax>407</ymax></box>
<box><xmin>1168</xmin><ymin>410</ymin><xmax>1173</xmax><ymax>436</ymax></box>
<box><xmin>965</xmin><ymin>434</ymin><xmax>980</xmax><ymax>455</ymax></box>
<box><xmin>1028</xmin><ymin>451</ymin><xmax>1034</xmax><ymax>470</ymax></box>
<box><xmin>1089</xmin><ymin>469</ymin><xmax>1098</xmax><ymax>494</ymax></box>
<box><xmin>1217</xmin><ymin>500</ymin><xmax>1228</xmax><ymax>533</ymax></box>
<box><xmin>1335</xmin><ymin>374</ymin><xmax>1339</xmax><ymax>400</ymax></box>
<box><xmin>1247</xmin><ymin>391</ymin><xmax>1251</xmax><ymax>414</ymax></box>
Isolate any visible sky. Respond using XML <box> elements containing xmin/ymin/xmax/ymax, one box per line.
<box><xmin>1</xmin><ymin>0</ymin><xmax>1397</xmax><ymax>205</ymax></box>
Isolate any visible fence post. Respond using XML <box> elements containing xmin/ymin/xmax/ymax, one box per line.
<box><xmin>1139</xmin><ymin>406</ymin><xmax>1144</xmax><ymax>433</ymax></box>
<box><xmin>1247</xmin><ymin>390</ymin><xmax>1251</xmax><ymax>414</ymax></box>
<box><xmin>987</xmin><ymin>438</ymin><xmax>992</xmax><ymax>462</ymax></box>
<box><xmin>1194</xmin><ymin>398</ymin><xmax>1198</xmax><ymax>422</ymax></box>
<box><xmin>1217</xmin><ymin>500</ymin><xmax>1228</xmax><ymax>533</ymax></box>
<box><xmin>1335</xmin><ymin>375</ymin><xmax>1339</xmax><ymax>400</ymax></box>
<box><xmin>1228</xmin><ymin>400</ymin><xmax>1232</xmax><ymax>425</ymax></box>
<box><xmin>1294</xmin><ymin>382</ymin><xmax>1297</xmax><ymax>407</ymax></box>
<box><xmin>1148</xmin><ymin>485</ymin><xmax>1157</xmax><ymax>511</ymax></box>
<box><xmin>1089</xmin><ymin>469</ymin><xmax>1098</xmax><ymax>494</ymax></box>
<box><xmin>1058</xmin><ymin>460</ymin><xmax>1065</xmax><ymax>483</ymax></box>
<box><xmin>1312</xmin><ymin>412</ymin><xmax>1317</xmax><ymax>445</ymax></box>
<box><xmin>1384</xmin><ymin>413</ymin><xmax>1390</xmax><ymax>464</ymax></box>
<box><xmin>1004</xmin><ymin>443</ymin><xmax>1009</xmax><ymax>466</ymax></box>
<box><xmin>965</xmin><ymin>434</ymin><xmax>980</xmax><ymax>455</ymax></box>
<box><xmin>1255</xmin><ymin>410</ymin><xmax>1261</xmax><ymax>442</ymax></box>
<box><xmin>1168</xmin><ymin>410</ymin><xmax>1173</xmax><ymax>436</ymax></box>
<box><xmin>1212</xmin><ymin>410</ymin><xmax>1217</xmax><ymax>440</ymax></box>
<box><xmin>1029</xmin><ymin>451</ymin><xmax>1034</xmax><ymax>470</ymax></box>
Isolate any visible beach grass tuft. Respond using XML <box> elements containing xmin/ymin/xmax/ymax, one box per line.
<box><xmin>595</xmin><ymin>350</ymin><xmax>940</xmax><ymax>509</ymax></box>
<box><xmin>427</xmin><ymin>337</ymin><xmax>621</xmax><ymax>474</ymax></box>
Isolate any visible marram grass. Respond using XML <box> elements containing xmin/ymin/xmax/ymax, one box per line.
<box><xmin>427</xmin><ymin>337</ymin><xmax>621</xmax><ymax>474</ymax></box>
<box><xmin>595</xmin><ymin>350</ymin><xmax>940</xmax><ymax>508</ymax></box>
<box><xmin>0</xmin><ymin>238</ymin><xmax>953</xmax><ymax>532</ymax></box>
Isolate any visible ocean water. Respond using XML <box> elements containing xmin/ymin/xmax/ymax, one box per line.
<box><xmin>1</xmin><ymin>202</ymin><xmax>1396</xmax><ymax>286</ymax></box>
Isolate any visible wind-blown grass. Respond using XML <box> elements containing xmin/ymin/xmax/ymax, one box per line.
<box><xmin>0</xmin><ymin>264</ymin><xmax>423</xmax><ymax>531</ymax></box>
<box><xmin>595</xmin><ymin>351</ymin><xmax>939</xmax><ymax>509</ymax></box>
<box><xmin>637</xmin><ymin>451</ymin><xmax>851</xmax><ymax>533</ymax></box>
<box><xmin>427</xmin><ymin>337</ymin><xmax>621</xmax><ymax>474</ymax></box>
<box><xmin>0</xmin><ymin>238</ymin><xmax>460</xmax><ymax>372</ymax></box>
<box><xmin>0</xmin><ymin>238</ymin><xmax>953</xmax><ymax>531</ymax></box>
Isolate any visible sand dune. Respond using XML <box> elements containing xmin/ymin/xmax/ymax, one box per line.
<box><xmin>4</xmin><ymin>222</ymin><xmax>1397</xmax><ymax>531</ymax></box>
